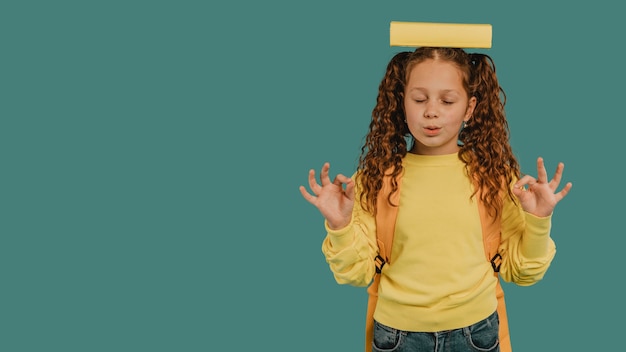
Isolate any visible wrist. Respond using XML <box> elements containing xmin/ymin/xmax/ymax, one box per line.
<box><xmin>326</xmin><ymin>218</ymin><xmax>351</xmax><ymax>231</ymax></box>
<box><xmin>326</xmin><ymin>219</ymin><xmax>352</xmax><ymax>232</ymax></box>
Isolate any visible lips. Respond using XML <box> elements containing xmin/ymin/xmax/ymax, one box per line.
<box><xmin>423</xmin><ymin>126</ymin><xmax>441</xmax><ymax>136</ymax></box>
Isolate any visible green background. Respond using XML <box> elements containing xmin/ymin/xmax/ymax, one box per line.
<box><xmin>1</xmin><ymin>0</ymin><xmax>620</xmax><ymax>351</ymax></box>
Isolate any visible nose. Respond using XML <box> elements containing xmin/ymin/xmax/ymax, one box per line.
<box><xmin>424</xmin><ymin>100</ymin><xmax>438</xmax><ymax>118</ymax></box>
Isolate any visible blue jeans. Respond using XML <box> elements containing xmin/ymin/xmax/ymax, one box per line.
<box><xmin>372</xmin><ymin>311</ymin><xmax>500</xmax><ymax>352</ymax></box>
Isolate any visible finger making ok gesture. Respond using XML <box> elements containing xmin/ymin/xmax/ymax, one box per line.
<box><xmin>299</xmin><ymin>162</ymin><xmax>355</xmax><ymax>230</ymax></box>
<box><xmin>512</xmin><ymin>157</ymin><xmax>573</xmax><ymax>217</ymax></box>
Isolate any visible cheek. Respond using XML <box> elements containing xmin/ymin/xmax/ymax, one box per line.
<box><xmin>403</xmin><ymin>102</ymin><xmax>420</xmax><ymax>119</ymax></box>
<box><xmin>403</xmin><ymin>104</ymin><xmax>422</xmax><ymax>130</ymax></box>
<box><xmin>405</xmin><ymin>118</ymin><xmax>420</xmax><ymax>136</ymax></box>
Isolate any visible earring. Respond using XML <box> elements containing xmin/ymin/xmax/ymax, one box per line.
<box><xmin>457</xmin><ymin>121</ymin><xmax>468</xmax><ymax>147</ymax></box>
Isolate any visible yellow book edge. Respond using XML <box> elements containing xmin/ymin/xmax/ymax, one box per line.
<box><xmin>390</xmin><ymin>21</ymin><xmax>492</xmax><ymax>48</ymax></box>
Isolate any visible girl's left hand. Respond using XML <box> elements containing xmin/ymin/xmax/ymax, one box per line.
<box><xmin>512</xmin><ymin>157</ymin><xmax>573</xmax><ymax>217</ymax></box>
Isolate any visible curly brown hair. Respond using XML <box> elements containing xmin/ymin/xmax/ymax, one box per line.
<box><xmin>356</xmin><ymin>47</ymin><xmax>520</xmax><ymax>218</ymax></box>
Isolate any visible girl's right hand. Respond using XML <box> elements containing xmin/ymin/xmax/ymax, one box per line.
<box><xmin>299</xmin><ymin>162</ymin><xmax>355</xmax><ymax>230</ymax></box>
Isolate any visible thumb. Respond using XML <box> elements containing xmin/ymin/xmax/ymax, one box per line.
<box><xmin>334</xmin><ymin>174</ymin><xmax>355</xmax><ymax>200</ymax></box>
<box><xmin>344</xmin><ymin>178</ymin><xmax>355</xmax><ymax>201</ymax></box>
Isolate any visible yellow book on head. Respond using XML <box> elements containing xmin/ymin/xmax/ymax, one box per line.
<box><xmin>390</xmin><ymin>21</ymin><xmax>492</xmax><ymax>48</ymax></box>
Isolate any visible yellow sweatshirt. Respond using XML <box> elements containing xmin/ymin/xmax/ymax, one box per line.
<box><xmin>321</xmin><ymin>152</ymin><xmax>556</xmax><ymax>332</ymax></box>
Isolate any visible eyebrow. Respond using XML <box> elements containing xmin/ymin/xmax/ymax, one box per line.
<box><xmin>408</xmin><ymin>88</ymin><xmax>461</xmax><ymax>96</ymax></box>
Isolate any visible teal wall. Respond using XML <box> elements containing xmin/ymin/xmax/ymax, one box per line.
<box><xmin>2</xmin><ymin>1</ymin><xmax>618</xmax><ymax>350</ymax></box>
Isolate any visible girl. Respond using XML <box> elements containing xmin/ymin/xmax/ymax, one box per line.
<box><xmin>299</xmin><ymin>47</ymin><xmax>572</xmax><ymax>352</ymax></box>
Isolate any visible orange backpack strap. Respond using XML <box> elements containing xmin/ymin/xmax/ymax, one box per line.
<box><xmin>476</xmin><ymin>192</ymin><xmax>511</xmax><ymax>352</ymax></box>
<box><xmin>365</xmin><ymin>173</ymin><xmax>511</xmax><ymax>352</ymax></box>
<box><xmin>365</xmin><ymin>172</ymin><xmax>401</xmax><ymax>352</ymax></box>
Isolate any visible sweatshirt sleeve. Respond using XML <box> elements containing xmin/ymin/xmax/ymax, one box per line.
<box><xmin>320</xmin><ymin>175</ymin><xmax>379</xmax><ymax>287</ymax></box>
<box><xmin>498</xmin><ymin>194</ymin><xmax>557</xmax><ymax>286</ymax></box>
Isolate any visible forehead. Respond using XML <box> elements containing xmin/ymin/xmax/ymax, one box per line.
<box><xmin>406</xmin><ymin>59</ymin><xmax>465</xmax><ymax>89</ymax></box>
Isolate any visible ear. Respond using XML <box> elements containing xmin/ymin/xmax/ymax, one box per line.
<box><xmin>465</xmin><ymin>96</ymin><xmax>477</xmax><ymax>122</ymax></box>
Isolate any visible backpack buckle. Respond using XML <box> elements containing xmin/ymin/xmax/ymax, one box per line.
<box><xmin>490</xmin><ymin>253</ymin><xmax>502</xmax><ymax>272</ymax></box>
<box><xmin>374</xmin><ymin>254</ymin><xmax>386</xmax><ymax>274</ymax></box>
